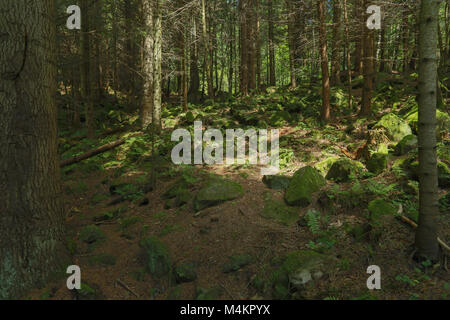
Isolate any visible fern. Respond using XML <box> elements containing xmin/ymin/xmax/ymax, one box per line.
<box><xmin>306</xmin><ymin>209</ymin><xmax>321</xmax><ymax>235</ymax></box>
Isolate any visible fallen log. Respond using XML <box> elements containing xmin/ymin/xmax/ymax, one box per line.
<box><xmin>60</xmin><ymin>132</ymin><xmax>143</xmax><ymax>168</ymax></box>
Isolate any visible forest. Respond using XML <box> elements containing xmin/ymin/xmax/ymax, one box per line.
<box><xmin>0</xmin><ymin>0</ymin><xmax>449</xmax><ymax>301</ymax></box>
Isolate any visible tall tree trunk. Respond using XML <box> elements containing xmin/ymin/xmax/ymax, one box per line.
<box><xmin>360</xmin><ymin>0</ymin><xmax>375</xmax><ymax>116</ymax></box>
<box><xmin>153</xmin><ymin>0</ymin><xmax>163</xmax><ymax>132</ymax></box>
<box><xmin>189</xmin><ymin>18</ymin><xmax>200</xmax><ymax>102</ymax></box>
<box><xmin>331</xmin><ymin>0</ymin><xmax>342</xmax><ymax>86</ymax></box>
<box><xmin>287</xmin><ymin>0</ymin><xmax>297</xmax><ymax>88</ymax></box>
<box><xmin>318</xmin><ymin>0</ymin><xmax>331</xmax><ymax>123</ymax></box>
<box><xmin>81</xmin><ymin>0</ymin><xmax>95</xmax><ymax>139</ymax></box>
<box><xmin>343</xmin><ymin>0</ymin><xmax>353</xmax><ymax>110</ymax></box>
<box><xmin>268</xmin><ymin>0</ymin><xmax>276</xmax><ymax>86</ymax></box>
<box><xmin>354</xmin><ymin>0</ymin><xmax>364</xmax><ymax>75</ymax></box>
<box><xmin>201</xmin><ymin>0</ymin><xmax>214</xmax><ymax>99</ymax></box>
<box><xmin>415</xmin><ymin>0</ymin><xmax>441</xmax><ymax>261</ymax></box>
<box><xmin>141</xmin><ymin>0</ymin><xmax>154</xmax><ymax>129</ymax></box>
<box><xmin>0</xmin><ymin>0</ymin><xmax>66</xmax><ymax>299</ymax></box>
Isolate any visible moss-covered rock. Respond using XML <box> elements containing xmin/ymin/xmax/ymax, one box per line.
<box><xmin>79</xmin><ymin>225</ymin><xmax>106</xmax><ymax>244</ymax></box>
<box><xmin>366</xmin><ymin>153</ymin><xmax>388</xmax><ymax>175</ymax></box>
<box><xmin>260</xmin><ymin>199</ymin><xmax>299</xmax><ymax>226</ymax></box>
<box><xmin>368</xmin><ymin>199</ymin><xmax>397</xmax><ymax>222</ymax></box>
<box><xmin>174</xmin><ymin>264</ymin><xmax>197</xmax><ymax>283</ymax></box>
<box><xmin>438</xmin><ymin>161</ymin><xmax>450</xmax><ymax>188</ymax></box>
<box><xmin>140</xmin><ymin>236</ymin><xmax>171</xmax><ymax>278</ymax></box>
<box><xmin>262</xmin><ymin>175</ymin><xmax>292</xmax><ymax>190</ymax></box>
<box><xmin>405</xmin><ymin>109</ymin><xmax>450</xmax><ymax>139</ymax></box>
<box><xmin>285</xmin><ymin>166</ymin><xmax>326</xmax><ymax>207</ymax></box>
<box><xmin>314</xmin><ymin>156</ymin><xmax>340</xmax><ymax>176</ymax></box>
<box><xmin>270</xmin><ymin>250</ymin><xmax>328</xmax><ymax>299</ymax></box>
<box><xmin>325</xmin><ymin>158</ymin><xmax>364</xmax><ymax>182</ymax></box>
<box><xmin>222</xmin><ymin>254</ymin><xmax>254</xmax><ymax>273</ymax></box>
<box><xmin>394</xmin><ymin>134</ymin><xmax>418</xmax><ymax>156</ymax></box>
<box><xmin>193</xmin><ymin>177</ymin><xmax>243</xmax><ymax>211</ymax></box>
<box><xmin>375</xmin><ymin>113</ymin><xmax>412</xmax><ymax>142</ymax></box>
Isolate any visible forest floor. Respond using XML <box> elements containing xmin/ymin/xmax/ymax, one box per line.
<box><xmin>28</xmin><ymin>73</ymin><xmax>449</xmax><ymax>300</ymax></box>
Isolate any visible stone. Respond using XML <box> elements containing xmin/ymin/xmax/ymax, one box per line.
<box><xmin>394</xmin><ymin>134</ymin><xmax>418</xmax><ymax>156</ymax></box>
<box><xmin>260</xmin><ymin>199</ymin><xmax>299</xmax><ymax>226</ymax></box>
<box><xmin>262</xmin><ymin>175</ymin><xmax>292</xmax><ymax>190</ymax></box>
<box><xmin>193</xmin><ymin>178</ymin><xmax>243</xmax><ymax>211</ymax></box>
<box><xmin>140</xmin><ymin>236</ymin><xmax>171</xmax><ymax>278</ymax></box>
<box><xmin>375</xmin><ymin>113</ymin><xmax>412</xmax><ymax>142</ymax></box>
<box><xmin>325</xmin><ymin>158</ymin><xmax>364</xmax><ymax>182</ymax></box>
<box><xmin>284</xmin><ymin>166</ymin><xmax>326</xmax><ymax>207</ymax></box>
<box><xmin>366</xmin><ymin>153</ymin><xmax>388</xmax><ymax>175</ymax></box>
<box><xmin>222</xmin><ymin>254</ymin><xmax>254</xmax><ymax>273</ymax></box>
<box><xmin>368</xmin><ymin>198</ymin><xmax>397</xmax><ymax>222</ymax></box>
<box><xmin>174</xmin><ymin>264</ymin><xmax>197</xmax><ymax>283</ymax></box>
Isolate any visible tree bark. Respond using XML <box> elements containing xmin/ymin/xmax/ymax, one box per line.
<box><xmin>318</xmin><ymin>0</ymin><xmax>331</xmax><ymax>123</ymax></box>
<box><xmin>415</xmin><ymin>0</ymin><xmax>441</xmax><ymax>261</ymax></box>
<box><xmin>141</xmin><ymin>0</ymin><xmax>154</xmax><ymax>129</ymax></box>
<box><xmin>0</xmin><ymin>0</ymin><xmax>67</xmax><ymax>299</ymax></box>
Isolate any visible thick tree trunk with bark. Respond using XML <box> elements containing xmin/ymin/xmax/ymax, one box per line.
<box><xmin>415</xmin><ymin>0</ymin><xmax>441</xmax><ymax>261</ymax></box>
<box><xmin>0</xmin><ymin>0</ymin><xmax>67</xmax><ymax>299</ymax></box>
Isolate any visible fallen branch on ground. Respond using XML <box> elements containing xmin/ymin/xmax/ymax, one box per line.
<box><xmin>60</xmin><ymin>132</ymin><xmax>143</xmax><ymax>168</ymax></box>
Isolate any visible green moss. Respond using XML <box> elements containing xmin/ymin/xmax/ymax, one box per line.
<box><xmin>79</xmin><ymin>225</ymin><xmax>106</xmax><ymax>244</ymax></box>
<box><xmin>285</xmin><ymin>166</ymin><xmax>326</xmax><ymax>207</ymax></box>
<box><xmin>260</xmin><ymin>199</ymin><xmax>299</xmax><ymax>226</ymax></box>
<box><xmin>367</xmin><ymin>153</ymin><xmax>388</xmax><ymax>175</ymax></box>
<box><xmin>193</xmin><ymin>177</ymin><xmax>243</xmax><ymax>211</ymax></box>
<box><xmin>174</xmin><ymin>264</ymin><xmax>197</xmax><ymax>283</ymax></box>
<box><xmin>140</xmin><ymin>236</ymin><xmax>171</xmax><ymax>278</ymax></box>
<box><xmin>325</xmin><ymin>158</ymin><xmax>364</xmax><ymax>182</ymax></box>
<box><xmin>368</xmin><ymin>199</ymin><xmax>397</xmax><ymax>222</ymax></box>
<box><xmin>375</xmin><ymin>113</ymin><xmax>412</xmax><ymax>142</ymax></box>
<box><xmin>221</xmin><ymin>254</ymin><xmax>254</xmax><ymax>273</ymax></box>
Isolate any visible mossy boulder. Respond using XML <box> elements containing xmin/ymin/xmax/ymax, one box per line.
<box><xmin>193</xmin><ymin>177</ymin><xmax>243</xmax><ymax>211</ymax></box>
<box><xmin>270</xmin><ymin>250</ymin><xmax>328</xmax><ymax>299</ymax></box>
<box><xmin>368</xmin><ymin>199</ymin><xmax>397</xmax><ymax>222</ymax></box>
<box><xmin>174</xmin><ymin>264</ymin><xmax>197</xmax><ymax>283</ymax></box>
<box><xmin>262</xmin><ymin>175</ymin><xmax>292</xmax><ymax>190</ymax></box>
<box><xmin>314</xmin><ymin>156</ymin><xmax>340</xmax><ymax>176</ymax></box>
<box><xmin>285</xmin><ymin>166</ymin><xmax>326</xmax><ymax>207</ymax></box>
<box><xmin>438</xmin><ymin>161</ymin><xmax>450</xmax><ymax>188</ymax></box>
<box><xmin>394</xmin><ymin>134</ymin><xmax>418</xmax><ymax>156</ymax></box>
<box><xmin>325</xmin><ymin>158</ymin><xmax>364</xmax><ymax>182</ymax></box>
<box><xmin>366</xmin><ymin>153</ymin><xmax>388</xmax><ymax>175</ymax></box>
<box><xmin>163</xmin><ymin>178</ymin><xmax>190</xmax><ymax>199</ymax></box>
<box><xmin>405</xmin><ymin>109</ymin><xmax>450</xmax><ymax>139</ymax></box>
<box><xmin>260</xmin><ymin>199</ymin><xmax>299</xmax><ymax>226</ymax></box>
<box><xmin>79</xmin><ymin>225</ymin><xmax>106</xmax><ymax>244</ymax></box>
<box><xmin>140</xmin><ymin>236</ymin><xmax>171</xmax><ymax>278</ymax></box>
<box><xmin>375</xmin><ymin>113</ymin><xmax>412</xmax><ymax>143</ymax></box>
<box><xmin>222</xmin><ymin>254</ymin><xmax>254</xmax><ymax>273</ymax></box>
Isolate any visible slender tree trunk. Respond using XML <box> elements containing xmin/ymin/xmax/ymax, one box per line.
<box><xmin>331</xmin><ymin>0</ymin><xmax>342</xmax><ymax>86</ymax></box>
<box><xmin>153</xmin><ymin>0</ymin><xmax>163</xmax><ymax>132</ymax></box>
<box><xmin>141</xmin><ymin>0</ymin><xmax>154</xmax><ymax>129</ymax></box>
<box><xmin>0</xmin><ymin>0</ymin><xmax>67</xmax><ymax>299</ymax></box>
<box><xmin>201</xmin><ymin>0</ymin><xmax>214</xmax><ymax>99</ymax></box>
<box><xmin>343</xmin><ymin>0</ymin><xmax>353</xmax><ymax>110</ymax></box>
<box><xmin>81</xmin><ymin>0</ymin><xmax>95</xmax><ymax>139</ymax></box>
<box><xmin>287</xmin><ymin>0</ymin><xmax>297</xmax><ymax>88</ymax></box>
<box><xmin>415</xmin><ymin>0</ymin><xmax>441</xmax><ymax>261</ymax></box>
<box><xmin>268</xmin><ymin>0</ymin><xmax>276</xmax><ymax>86</ymax></box>
<box><xmin>318</xmin><ymin>0</ymin><xmax>331</xmax><ymax>123</ymax></box>
<box><xmin>360</xmin><ymin>0</ymin><xmax>375</xmax><ymax>116</ymax></box>
<box><xmin>189</xmin><ymin>18</ymin><xmax>200</xmax><ymax>102</ymax></box>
